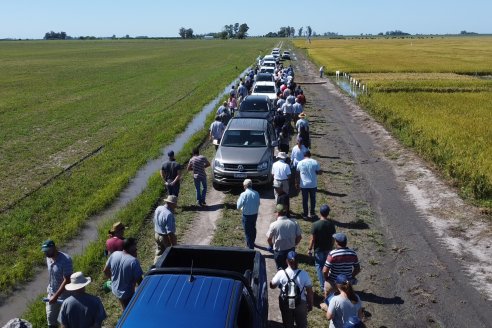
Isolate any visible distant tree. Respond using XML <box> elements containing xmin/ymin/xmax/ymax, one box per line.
<box><xmin>111</xmin><ymin>34</ymin><xmax>117</xmax><ymax>39</ymax></box>
<box><xmin>186</xmin><ymin>28</ymin><xmax>194</xmax><ymax>39</ymax></box>
<box><xmin>290</xmin><ymin>27</ymin><xmax>295</xmax><ymax>37</ymax></box>
<box><xmin>298</xmin><ymin>27</ymin><xmax>303</xmax><ymax>37</ymax></box>
<box><xmin>378</xmin><ymin>32</ymin><xmax>384</xmax><ymax>36</ymax></box>
<box><xmin>218</xmin><ymin>31</ymin><xmax>228</xmax><ymax>39</ymax></box>
<box><xmin>234</xmin><ymin>23</ymin><xmax>239</xmax><ymax>36</ymax></box>
<box><xmin>225</xmin><ymin>24</ymin><xmax>234</xmax><ymax>38</ymax></box>
<box><xmin>125</xmin><ymin>34</ymin><xmax>130</xmax><ymax>39</ymax></box>
<box><xmin>179</xmin><ymin>27</ymin><xmax>186</xmax><ymax>38</ymax></box>
<box><xmin>385</xmin><ymin>30</ymin><xmax>410</xmax><ymax>36</ymax></box>
<box><xmin>237</xmin><ymin>23</ymin><xmax>249</xmax><ymax>39</ymax></box>
<box><xmin>265</xmin><ymin>32</ymin><xmax>278</xmax><ymax>38</ymax></box>
<box><xmin>460</xmin><ymin>30</ymin><xmax>478</xmax><ymax>35</ymax></box>
<box><xmin>44</xmin><ymin>31</ymin><xmax>68</xmax><ymax>40</ymax></box>
<box><xmin>306</xmin><ymin>26</ymin><xmax>312</xmax><ymax>37</ymax></box>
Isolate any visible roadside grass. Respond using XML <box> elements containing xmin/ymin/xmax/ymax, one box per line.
<box><xmin>294</xmin><ymin>37</ymin><xmax>492</xmax><ymax>207</ymax></box>
<box><xmin>0</xmin><ymin>39</ymin><xmax>276</xmax><ymax>293</ymax></box>
<box><xmin>23</xmin><ymin>108</ymin><xmax>217</xmax><ymax>326</ymax></box>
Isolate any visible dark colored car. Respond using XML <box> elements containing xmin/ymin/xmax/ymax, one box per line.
<box><xmin>117</xmin><ymin>246</ymin><xmax>269</xmax><ymax>328</ymax></box>
<box><xmin>236</xmin><ymin>95</ymin><xmax>274</xmax><ymax>121</ymax></box>
<box><xmin>255</xmin><ymin>72</ymin><xmax>275</xmax><ymax>83</ymax></box>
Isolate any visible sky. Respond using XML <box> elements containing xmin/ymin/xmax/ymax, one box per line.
<box><xmin>1</xmin><ymin>0</ymin><xmax>491</xmax><ymax>39</ymax></box>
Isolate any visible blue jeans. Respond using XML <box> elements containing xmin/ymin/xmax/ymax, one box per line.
<box><xmin>193</xmin><ymin>176</ymin><xmax>207</xmax><ymax>204</ymax></box>
<box><xmin>274</xmin><ymin>248</ymin><xmax>295</xmax><ymax>270</ymax></box>
<box><xmin>314</xmin><ymin>250</ymin><xmax>330</xmax><ymax>292</ymax></box>
<box><xmin>301</xmin><ymin>187</ymin><xmax>317</xmax><ymax>216</ymax></box>
<box><xmin>167</xmin><ymin>183</ymin><xmax>180</xmax><ymax>197</ymax></box>
<box><xmin>241</xmin><ymin>213</ymin><xmax>258</xmax><ymax>249</ymax></box>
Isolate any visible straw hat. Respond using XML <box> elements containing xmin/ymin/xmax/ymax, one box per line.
<box><xmin>65</xmin><ymin>272</ymin><xmax>92</xmax><ymax>291</ymax></box>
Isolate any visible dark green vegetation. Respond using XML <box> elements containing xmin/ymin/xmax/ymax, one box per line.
<box><xmin>0</xmin><ymin>39</ymin><xmax>275</xmax><ymax>293</ymax></box>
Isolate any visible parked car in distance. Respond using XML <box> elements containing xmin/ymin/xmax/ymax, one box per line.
<box><xmin>117</xmin><ymin>245</ymin><xmax>269</xmax><ymax>328</ymax></box>
<box><xmin>282</xmin><ymin>51</ymin><xmax>291</xmax><ymax>60</ymax></box>
<box><xmin>251</xmin><ymin>81</ymin><xmax>277</xmax><ymax>101</ymax></box>
<box><xmin>213</xmin><ymin>117</ymin><xmax>277</xmax><ymax>187</ymax></box>
<box><xmin>259</xmin><ymin>66</ymin><xmax>275</xmax><ymax>75</ymax></box>
<box><xmin>255</xmin><ymin>72</ymin><xmax>275</xmax><ymax>83</ymax></box>
<box><xmin>236</xmin><ymin>95</ymin><xmax>274</xmax><ymax>120</ymax></box>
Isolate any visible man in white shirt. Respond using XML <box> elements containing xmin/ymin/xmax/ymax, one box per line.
<box><xmin>270</xmin><ymin>251</ymin><xmax>313</xmax><ymax>328</ymax></box>
<box><xmin>271</xmin><ymin>152</ymin><xmax>291</xmax><ymax>198</ymax></box>
<box><xmin>296</xmin><ymin>150</ymin><xmax>321</xmax><ymax>219</ymax></box>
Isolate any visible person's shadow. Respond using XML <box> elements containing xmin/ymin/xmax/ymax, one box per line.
<box><xmin>358</xmin><ymin>291</ymin><xmax>404</xmax><ymax>305</ymax></box>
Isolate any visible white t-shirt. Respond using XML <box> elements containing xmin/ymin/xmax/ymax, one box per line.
<box><xmin>271</xmin><ymin>160</ymin><xmax>291</xmax><ymax>180</ymax></box>
<box><xmin>328</xmin><ymin>294</ymin><xmax>362</xmax><ymax>328</ymax></box>
<box><xmin>271</xmin><ymin>267</ymin><xmax>312</xmax><ymax>302</ymax></box>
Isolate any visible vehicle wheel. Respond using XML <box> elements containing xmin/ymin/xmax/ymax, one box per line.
<box><xmin>213</xmin><ymin>181</ymin><xmax>223</xmax><ymax>191</ymax></box>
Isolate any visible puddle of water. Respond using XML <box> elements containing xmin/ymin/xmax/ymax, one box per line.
<box><xmin>335</xmin><ymin>79</ymin><xmax>363</xmax><ymax>98</ymax></box>
<box><xmin>0</xmin><ymin>67</ymin><xmax>251</xmax><ymax>324</ymax></box>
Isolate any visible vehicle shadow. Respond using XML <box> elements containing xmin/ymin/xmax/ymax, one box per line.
<box><xmin>317</xmin><ymin>189</ymin><xmax>348</xmax><ymax>198</ymax></box>
<box><xmin>332</xmin><ymin>219</ymin><xmax>370</xmax><ymax>230</ymax></box>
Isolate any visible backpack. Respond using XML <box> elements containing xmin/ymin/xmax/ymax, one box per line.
<box><xmin>279</xmin><ymin>269</ymin><xmax>303</xmax><ymax>309</ymax></box>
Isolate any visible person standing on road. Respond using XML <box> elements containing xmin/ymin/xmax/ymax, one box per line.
<box><xmin>326</xmin><ymin>274</ymin><xmax>364</xmax><ymax>328</ymax></box>
<box><xmin>160</xmin><ymin>150</ymin><xmax>182</xmax><ymax>197</ymax></box>
<box><xmin>320</xmin><ymin>66</ymin><xmax>324</xmax><ymax>78</ymax></box>
<box><xmin>296</xmin><ymin>150</ymin><xmax>321</xmax><ymax>219</ymax></box>
<box><xmin>274</xmin><ymin>179</ymin><xmax>290</xmax><ymax>215</ymax></box>
<box><xmin>58</xmin><ymin>272</ymin><xmax>107</xmax><ymax>328</ymax></box>
<box><xmin>270</xmin><ymin>251</ymin><xmax>314</xmax><ymax>328</ymax></box>
<box><xmin>42</xmin><ymin>240</ymin><xmax>73</xmax><ymax>328</ymax></box>
<box><xmin>237</xmin><ymin>81</ymin><xmax>248</xmax><ymax>104</ymax></box>
<box><xmin>103</xmin><ymin>238</ymin><xmax>143</xmax><ymax>310</ymax></box>
<box><xmin>209</xmin><ymin>116</ymin><xmax>226</xmax><ymax>150</ymax></box>
<box><xmin>187</xmin><ymin>147</ymin><xmax>211</xmax><ymax>207</ymax></box>
<box><xmin>272</xmin><ymin>152</ymin><xmax>291</xmax><ymax>199</ymax></box>
<box><xmin>290</xmin><ymin>137</ymin><xmax>308</xmax><ymax>172</ymax></box>
<box><xmin>106</xmin><ymin>222</ymin><xmax>126</xmax><ymax>256</ymax></box>
<box><xmin>323</xmin><ymin>233</ymin><xmax>361</xmax><ymax>301</ymax></box>
<box><xmin>266</xmin><ymin>204</ymin><xmax>302</xmax><ymax>270</ymax></box>
<box><xmin>153</xmin><ymin>195</ymin><xmax>178</xmax><ymax>263</ymax></box>
<box><xmin>236</xmin><ymin>179</ymin><xmax>261</xmax><ymax>249</ymax></box>
<box><xmin>308</xmin><ymin>204</ymin><xmax>336</xmax><ymax>295</ymax></box>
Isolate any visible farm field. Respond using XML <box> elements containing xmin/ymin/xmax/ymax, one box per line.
<box><xmin>0</xmin><ymin>39</ymin><xmax>275</xmax><ymax>292</ymax></box>
<box><xmin>294</xmin><ymin>37</ymin><xmax>492</xmax><ymax>205</ymax></box>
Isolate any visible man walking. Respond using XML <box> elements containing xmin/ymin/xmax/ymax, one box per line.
<box><xmin>187</xmin><ymin>147</ymin><xmax>210</xmax><ymax>207</ymax></box>
<box><xmin>308</xmin><ymin>204</ymin><xmax>336</xmax><ymax>294</ymax></box>
<box><xmin>270</xmin><ymin>251</ymin><xmax>313</xmax><ymax>328</ymax></box>
<box><xmin>209</xmin><ymin>116</ymin><xmax>226</xmax><ymax>150</ymax></box>
<box><xmin>290</xmin><ymin>137</ymin><xmax>308</xmax><ymax>172</ymax></box>
<box><xmin>266</xmin><ymin>204</ymin><xmax>302</xmax><ymax>270</ymax></box>
<box><xmin>42</xmin><ymin>240</ymin><xmax>73</xmax><ymax>328</ymax></box>
<box><xmin>103</xmin><ymin>238</ymin><xmax>143</xmax><ymax>310</ymax></box>
<box><xmin>319</xmin><ymin>66</ymin><xmax>324</xmax><ymax>78</ymax></box>
<box><xmin>153</xmin><ymin>195</ymin><xmax>178</xmax><ymax>263</ymax></box>
<box><xmin>237</xmin><ymin>179</ymin><xmax>260</xmax><ymax>249</ymax></box>
<box><xmin>323</xmin><ymin>233</ymin><xmax>361</xmax><ymax>298</ymax></box>
<box><xmin>274</xmin><ymin>180</ymin><xmax>290</xmax><ymax>215</ymax></box>
<box><xmin>58</xmin><ymin>272</ymin><xmax>107</xmax><ymax>328</ymax></box>
<box><xmin>106</xmin><ymin>221</ymin><xmax>126</xmax><ymax>255</ymax></box>
<box><xmin>160</xmin><ymin>150</ymin><xmax>182</xmax><ymax>197</ymax></box>
<box><xmin>296</xmin><ymin>150</ymin><xmax>321</xmax><ymax>219</ymax></box>
<box><xmin>272</xmin><ymin>152</ymin><xmax>291</xmax><ymax>199</ymax></box>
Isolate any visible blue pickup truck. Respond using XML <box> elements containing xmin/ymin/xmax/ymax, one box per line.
<box><xmin>117</xmin><ymin>245</ymin><xmax>269</xmax><ymax>328</ymax></box>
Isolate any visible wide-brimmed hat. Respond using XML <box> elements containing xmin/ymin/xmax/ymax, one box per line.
<box><xmin>298</xmin><ymin>112</ymin><xmax>306</xmax><ymax>118</ymax></box>
<box><xmin>164</xmin><ymin>195</ymin><xmax>178</xmax><ymax>204</ymax></box>
<box><xmin>109</xmin><ymin>221</ymin><xmax>126</xmax><ymax>234</ymax></box>
<box><xmin>65</xmin><ymin>272</ymin><xmax>92</xmax><ymax>291</ymax></box>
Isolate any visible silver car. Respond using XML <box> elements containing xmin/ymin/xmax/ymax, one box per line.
<box><xmin>212</xmin><ymin>118</ymin><xmax>278</xmax><ymax>188</ymax></box>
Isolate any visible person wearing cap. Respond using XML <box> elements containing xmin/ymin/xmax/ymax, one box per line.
<box><xmin>326</xmin><ymin>274</ymin><xmax>363</xmax><ymax>328</ymax></box>
<box><xmin>187</xmin><ymin>147</ymin><xmax>211</xmax><ymax>206</ymax></box>
<box><xmin>272</xmin><ymin>152</ymin><xmax>291</xmax><ymax>199</ymax></box>
<box><xmin>209</xmin><ymin>116</ymin><xmax>226</xmax><ymax>150</ymax></box>
<box><xmin>41</xmin><ymin>240</ymin><xmax>73</xmax><ymax>328</ymax></box>
<box><xmin>308</xmin><ymin>204</ymin><xmax>336</xmax><ymax>295</ymax></box>
<box><xmin>153</xmin><ymin>195</ymin><xmax>178</xmax><ymax>263</ymax></box>
<box><xmin>103</xmin><ymin>238</ymin><xmax>143</xmax><ymax>310</ymax></box>
<box><xmin>160</xmin><ymin>150</ymin><xmax>182</xmax><ymax>197</ymax></box>
<box><xmin>57</xmin><ymin>272</ymin><xmax>106</xmax><ymax>327</ymax></box>
<box><xmin>266</xmin><ymin>204</ymin><xmax>302</xmax><ymax>270</ymax></box>
<box><xmin>106</xmin><ymin>222</ymin><xmax>126</xmax><ymax>255</ymax></box>
<box><xmin>274</xmin><ymin>179</ymin><xmax>290</xmax><ymax>214</ymax></box>
<box><xmin>323</xmin><ymin>233</ymin><xmax>361</xmax><ymax>299</ymax></box>
<box><xmin>270</xmin><ymin>251</ymin><xmax>314</xmax><ymax>328</ymax></box>
<box><xmin>236</xmin><ymin>179</ymin><xmax>260</xmax><ymax>249</ymax></box>
<box><xmin>296</xmin><ymin>150</ymin><xmax>321</xmax><ymax>220</ymax></box>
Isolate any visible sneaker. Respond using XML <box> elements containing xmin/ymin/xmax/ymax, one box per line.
<box><xmin>201</xmin><ymin>201</ymin><xmax>207</xmax><ymax>206</ymax></box>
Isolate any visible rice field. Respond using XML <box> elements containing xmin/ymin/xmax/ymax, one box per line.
<box><xmin>0</xmin><ymin>39</ymin><xmax>275</xmax><ymax>292</ymax></box>
<box><xmin>294</xmin><ymin>37</ymin><xmax>492</xmax><ymax>205</ymax></box>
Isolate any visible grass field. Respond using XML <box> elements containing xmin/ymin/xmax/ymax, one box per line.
<box><xmin>294</xmin><ymin>37</ymin><xmax>492</xmax><ymax>205</ymax></box>
<box><xmin>0</xmin><ymin>39</ymin><xmax>275</xmax><ymax>293</ymax></box>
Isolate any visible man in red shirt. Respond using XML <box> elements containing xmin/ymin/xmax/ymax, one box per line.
<box><xmin>106</xmin><ymin>222</ymin><xmax>126</xmax><ymax>255</ymax></box>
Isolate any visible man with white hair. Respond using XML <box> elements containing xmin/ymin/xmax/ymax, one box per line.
<box><xmin>237</xmin><ymin>179</ymin><xmax>260</xmax><ymax>249</ymax></box>
<box><xmin>58</xmin><ymin>272</ymin><xmax>107</xmax><ymax>328</ymax></box>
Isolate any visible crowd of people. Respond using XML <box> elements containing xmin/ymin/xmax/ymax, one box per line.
<box><xmin>28</xmin><ymin>55</ymin><xmax>365</xmax><ymax>328</ymax></box>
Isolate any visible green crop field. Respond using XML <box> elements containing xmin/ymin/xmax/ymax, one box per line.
<box><xmin>294</xmin><ymin>37</ymin><xmax>492</xmax><ymax>205</ymax></box>
<box><xmin>0</xmin><ymin>38</ymin><xmax>275</xmax><ymax>292</ymax></box>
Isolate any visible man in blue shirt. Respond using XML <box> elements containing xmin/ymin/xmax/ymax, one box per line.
<box><xmin>296</xmin><ymin>150</ymin><xmax>321</xmax><ymax>219</ymax></box>
<box><xmin>237</xmin><ymin>179</ymin><xmax>260</xmax><ymax>249</ymax></box>
<box><xmin>153</xmin><ymin>195</ymin><xmax>178</xmax><ymax>263</ymax></box>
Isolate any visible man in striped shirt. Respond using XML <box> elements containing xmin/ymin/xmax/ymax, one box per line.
<box><xmin>187</xmin><ymin>147</ymin><xmax>210</xmax><ymax>207</ymax></box>
<box><xmin>322</xmin><ymin>232</ymin><xmax>361</xmax><ymax>297</ymax></box>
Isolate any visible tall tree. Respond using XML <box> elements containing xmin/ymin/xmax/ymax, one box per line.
<box><xmin>290</xmin><ymin>27</ymin><xmax>295</xmax><ymax>37</ymax></box>
<box><xmin>179</xmin><ymin>27</ymin><xmax>186</xmax><ymax>39</ymax></box>
<box><xmin>298</xmin><ymin>27</ymin><xmax>303</xmax><ymax>37</ymax></box>
<box><xmin>237</xmin><ymin>23</ymin><xmax>249</xmax><ymax>39</ymax></box>
<box><xmin>186</xmin><ymin>28</ymin><xmax>194</xmax><ymax>39</ymax></box>
<box><xmin>306</xmin><ymin>26</ymin><xmax>312</xmax><ymax>37</ymax></box>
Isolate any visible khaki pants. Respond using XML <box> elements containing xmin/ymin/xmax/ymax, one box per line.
<box><xmin>274</xmin><ymin>179</ymin><xmax>289</xmax><ymax>199</ymax></box>
<box><xmin>154</xmin><ymin>232</ymin><xmax>172</xmax><ymax>264</ymax></box>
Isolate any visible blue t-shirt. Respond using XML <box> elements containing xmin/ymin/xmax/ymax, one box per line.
<box><xmin>58</xmin><ymin>293</ymin><xmax>107</xmax><ymax>328</ymax></box>
<box><xmin>297</xmin><ymin>158</ymin><xmax>320</xmax><ymax>188</ymax></box>
<box><xmin>154</xmin><ymin>205</ymin><xmax>176</xmax><ymax>235</ymax></box>
<box><xmin>47</xmin><ymin>251</ymin><xmax>73</xmax><ymax>297</ymax></box>
<box><xmin>105</xmin><ymin>251</ymin><xmax>143</xmax><ymax>300</ymax></box>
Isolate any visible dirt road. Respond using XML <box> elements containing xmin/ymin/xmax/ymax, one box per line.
<box><xmin>291</xmin><ymin>49</ymin><xmax>492</xmax><ymax>327</ymax></box>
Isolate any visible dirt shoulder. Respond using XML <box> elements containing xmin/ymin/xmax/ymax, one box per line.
<box><xmin>292</xmin><ymin>49</ymin><xmax>492</xmax><ymax>327</ymax></box>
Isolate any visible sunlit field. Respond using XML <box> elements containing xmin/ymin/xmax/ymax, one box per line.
<box><xmin>294</xmin><ymin>37</ymin><xmax>492</xmax><ymax>204</ymax></box>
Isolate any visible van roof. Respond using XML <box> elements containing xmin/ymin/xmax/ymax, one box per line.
<box><xmin>228</xmin><ymin>117</ymin><xmax>269</xmax><ymax>130</ymax></box>
<box><xmin>118</xmin><ymin>274</ymin><xmax>242</xmax><ymax>327</ymax></box>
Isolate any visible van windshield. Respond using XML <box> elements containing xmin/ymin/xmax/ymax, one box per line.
<box><xmin>221</xmin><ymin>130</ymin><xmax>266</xmax><ymax>147</ymax></box>
<box><xmin>254</xmin><ymin>85</ymin><xmax>275</xmax><ymax>93</ymax></box>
